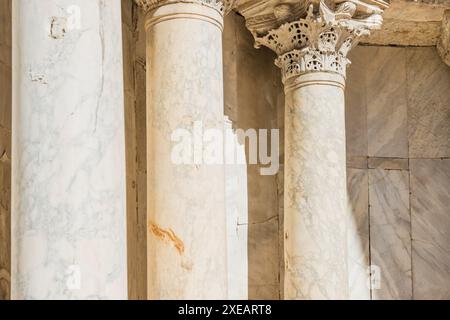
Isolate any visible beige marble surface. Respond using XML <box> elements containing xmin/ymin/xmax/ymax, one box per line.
<box><xmin>121</xmin><ymin>0</ymin><xmax>147</xmax><ymax>300</ymax></box>
<box><xmin>407</xmin><ymin>47</ymin><xmax>450</xmax><ymax>158</ymax></box>
<box><xmin>369</xmin><ymin>169</ymin><xmax>412</xmax><ymax>300</ymax></box>
<box><xmin>366</xmin><ymin>47</ymin><xmax>409</xmax><ymax>158</ymax></box>
<box><xmin>410</xmin><ymin>159</ymin><xmax>450</xmax><ymax>299</ymax></box>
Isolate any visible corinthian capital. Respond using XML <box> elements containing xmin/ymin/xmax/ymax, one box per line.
<box><xmin>437</xmin><ymin>10</ymin><xmax>450</xmax><ymax>67</ymax></box>
<box><xmin>248</xmin><ymin>0</ymin><xmax>388</xmax><ymax>82</ymax></box>
<box><xmin>135</xmin><ymin>0</ymin><xmax>237</xmax><ymax>15</ymax></box>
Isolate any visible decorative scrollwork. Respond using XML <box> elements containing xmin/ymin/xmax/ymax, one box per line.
<box><xmin>255</xmin><ymin>0</ymin><xmax>385</xmax><ymax>82</ymax></box>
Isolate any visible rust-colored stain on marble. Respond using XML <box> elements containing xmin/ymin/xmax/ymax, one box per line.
<box><xmin>149</xmin><ymin>222</ymin><xmax>185</xmax><ymax>255</ymax></box>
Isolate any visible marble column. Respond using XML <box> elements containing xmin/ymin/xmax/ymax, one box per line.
<box><xmin>254</xmin><ymin>1</ymin><xmax>386</xmax><ymax>299</ymax></box>
<box><xmin>135</xmin><ymin>0</ymin><xmax>234</xmax><ymax>299</ymax></box>
<box><xmin>12</xmin><ymin>0</ymin><xmax>127</xmax><ymax>299</ymax></box>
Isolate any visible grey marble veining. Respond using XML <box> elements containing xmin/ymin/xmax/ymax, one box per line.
<box><xmin>410</xmin><ymin>159</ymin><xmax>450</xmax><ymax>299</ymax></box>
<box><xmin>347</xmin><ymin>168</ymin><xmax>370</xmax><ymax>300</ymax></box>
<box><xmin>369</xmin><ymin>169</ymin><xmax>412</xmax><ymax>300</ymax></box>
<box><xmin>366</xmin><ymin>47</ymin><xmax>409</xmax><ymax>158</ymax></box>
<box><xmin>368</xmin><ymin>157</ymin><xmax>409</xmax><ymax>170</ymax></box>
<box><xmin>407</xmin><ymin>47</ymin><xmax>450</xmax><ymax>158</ymax></box>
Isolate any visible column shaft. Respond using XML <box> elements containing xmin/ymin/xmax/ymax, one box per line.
<box><xmin>284</xmin><ymin>73</ymin><xmax>348</xmax><ymax>299</ymax></box>
<box><xmin>12</xmin><ymin>0</ymin><xmax>127</xmax><ymax>299</ymax></box>
<box><xmin>144</xmin><ymin>2</ymin><xmax>227</xmax><ymax>299</ymax></box>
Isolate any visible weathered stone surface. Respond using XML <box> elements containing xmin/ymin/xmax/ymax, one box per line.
<box><xmin>0</xmin><ymin>0</ymin><xmax>11</xmax><ymax>301</ymax></box>
<box><xmin>347</xmin><ymin>168</ymin><xmax>370</xmax><ymax>300</ymax></box>
<box><xmin>437</xmin><ymin>10</ymin><xmax>450</xmax><ymax>66</ymax></box>
<box><xmin>361</xmin><ymin>0</ymin><xmax>450</xmax><ymax>46</ymax></box>
<box><xmin>247</xmin><ymin>0</ymin><xmax>388</xmax><ymax>300</ymax></box>
<box><xmin>12</xmin><ymin>0</ymin><xmax>127</xmax><ymax>299</ymax></box>
<box><xmin>407</xmin><ymin>47</ymin><xmax>450</xmax><ymax>158</ymax></box>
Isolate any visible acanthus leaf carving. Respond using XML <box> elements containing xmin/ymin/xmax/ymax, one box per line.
<box><xmin>254</xmin><ymin>0</ymin><xmax>386</xmax><ymax>82</ymax></box>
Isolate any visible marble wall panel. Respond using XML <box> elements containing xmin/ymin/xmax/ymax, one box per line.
<box><xmin>410</xmin><ymin>159</ymin><xmax>450</xmax><ymax>299</ymax></box>
<box><xmin>122</xmin><ymin>0</ymin><xmax>147</xmax><ymax>300</ymax></box>
<box><xmin>248</xmin><ymin>219</ymin><xmax>280</xmax><ymax>300</ymax></box>
<box><xmin>369</xmin><ymin>169</ymin><xmax>412</xmax><ymax>300</ymax></box>
<box><xmin>407</xmin><ymin>47</ymin><xmax>450</xmax><ymax>158</ymax></box>
<box><xmin>366</xmin><ymin>47</ymin><xmax>409</xmax><ymax>158</ymax></box>
<box><xmin>347</xmin><ymin>168</ymin><xmax>370</xmax><ymax>300</ymax></box>
<box><xmin>368</xmin><ymin>158</ymin><xmax>409</xmax><ymax>170</ymax></box>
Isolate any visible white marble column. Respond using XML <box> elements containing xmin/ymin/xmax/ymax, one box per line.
<box><xmin>135</xmin><ymin>0</ymin><xmax>234</xmax><ymax>299</ymax></box>
<box><xmin>254</xmin><ymin>1</ymin><xmax>386</xmax><ymax>299</ymax></box>
<box><xmin>12</xmin><ymin>0</ymin><xmax>127</xmax><ymax>299</ymax></box>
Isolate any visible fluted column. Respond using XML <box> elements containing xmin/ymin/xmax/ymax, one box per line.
<box><xmin>253</xmin><ymin>1</ymin><xmax>387</xmax><ymax>299</ymax></box>
<box><xmin>135</xmin><ymin>0</ymin><xmax>234</xmax><ymax>299</ymax></box>
<box><xmin>12</xmin><ymin>0</ymin><xmax>127</xmax><ymax>299</ymax></box>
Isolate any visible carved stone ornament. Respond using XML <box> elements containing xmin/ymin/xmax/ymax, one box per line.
<box><xmin>255</xmin><ymin>0</ymin><xmax>385</xmax><ymax>82</ymax></box>
<box><xmin>437</xmin><ymin>10</ymin><xmax>450</xmax><ymax>67</ymax></box>
<box><xmin>135</xmin><ymin>0</ymin><xmax>237</xmax><ymax>15</ymax></box>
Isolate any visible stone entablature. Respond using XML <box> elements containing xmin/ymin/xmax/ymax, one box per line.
<box><xmin>251</xmin><ymin>1</ymin><xmax>387</xmax><ymax>82</ymax></box>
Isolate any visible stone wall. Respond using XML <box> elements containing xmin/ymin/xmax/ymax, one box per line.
<box><xmin>0</xmin><ymin>0</ymin><xmax>11</xmax><ymax>301</ymax></box>
<box><xmin>346</xmin><ymin>45</ymin><xmax>450</xmax><ymax>299</ymax></box>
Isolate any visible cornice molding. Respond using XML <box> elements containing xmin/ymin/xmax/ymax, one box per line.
<box><xmin>437</xmin><ymin>9</ymin><xmax>450</xmax><ymax>67</ymax></box>
<box><xmin>250</xmin><ymin>0</ymin><xmax>388</xmax><ymax>83</ymax></box>
<box><xmin>135</xmin><ymin>0</ymin><xmax>237</xmax><ymax>15</ymax></box>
